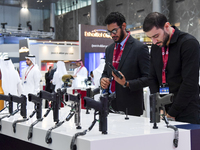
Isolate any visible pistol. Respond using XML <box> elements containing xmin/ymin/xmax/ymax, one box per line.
<box><xmin>107</xmin><ymin>62</ymin><xmax>123</xmax><ymax>79</ymax></box>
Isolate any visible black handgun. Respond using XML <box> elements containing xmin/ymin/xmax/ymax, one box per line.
<box><xmin>84</xmin><ymin>93</ymin><xmax>109</xmax><ymax>134</ymax></box>
<box><xmin>150</xmin><ymin>93</ymin><xmax>173</xmax><ymax>124</ymax></box>
<box><xmin>11</xmin><ymin>94</ymin><xmax>28</xmax><ymax>133</ymax></box>
<box><xmin>39</xmin><ymin>90</ymin><xmax>59</xmax><ymax>123</ymax></box>
<box><xmin>65</xmin><ymin>93</ymin><xmax>81</xmax><ymax>129</ymax></box>
<box><xmin>28</xmin><ymin>94</ymin><xmax>42</xmax><ymax>119</ymax></box>
<box><xmin>0</xmin><ymin>94</ymin><xmax>13</xmax><ymax>114</ymax></box>
<box><xmin>11</xmin><ymin>94</ymin><xmax>27</xmax><ymax>118</ymax></box>
<box><xmin>86</xmin><ymin>87</ymin><xmax>100</xmax><ymax>98</ymax></box>
<box><xmin>107</xmin><ymin>62</ymin><xmax>123</xmax><ymax>79</ymax></box>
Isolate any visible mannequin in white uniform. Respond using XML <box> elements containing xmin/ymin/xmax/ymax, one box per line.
<box><xmin>1</xmin><ymin>58</ymin><xmax>23</xmax><ymax>110</ymax></box>
<box><xmin>21</xmin><ymin>55</ymin><xmax>41</xmax><ymax>110</ymax></box>
<box><xmin>52</xmin><ymin>61</ymin><xmax>68</xmax><ymax>92</ymax></box>
<box><xmin>72</xmin><ymin>59</ymin><xmax>88</xmax><ymax>88</ymax></box>
<box><xmin>93</xmin><ymin>58</ymin><xmax>105</xmax><ymax>88</ymax></box>
<box><xmin>93</xmin><ymin>58</ymin><xmax>105</xmax><ymax>101</ymax></box>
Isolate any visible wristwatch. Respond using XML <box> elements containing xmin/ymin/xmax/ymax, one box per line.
<box><xmin>123</xmin><ymin>81</ymin><xmax>127</xmax><ymax>88</ymax></box>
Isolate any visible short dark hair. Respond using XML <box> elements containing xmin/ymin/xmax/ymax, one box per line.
<box><xmin>143</xmin><ymin>12</ymin><xmax>167</xmax><ymax>32</ymax></box>
<box><xmin>105</xmin><ymin>12</ymin><xmax>126</xmax><ymax>26</ymax></box>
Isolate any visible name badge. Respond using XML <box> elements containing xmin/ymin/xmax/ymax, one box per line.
<box><xmin>159</xmin><ymin>87</ymin><xmax>169</xmax><ymax>94</ymax></box>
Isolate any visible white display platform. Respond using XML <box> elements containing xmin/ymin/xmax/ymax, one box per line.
<box><xmin>0</xmin><ymin>107</ymin><xmax>190</xmax><ymax>150</ymax></box>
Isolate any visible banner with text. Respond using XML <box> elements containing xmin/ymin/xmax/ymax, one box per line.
<box><xmin>80</xmin><ymin>24</ymin><xmax>113</xmax><ymax>62</ymax></box>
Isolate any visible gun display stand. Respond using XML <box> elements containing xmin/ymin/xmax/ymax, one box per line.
<box><xmin>44</xmin><ymin>90</ymin><xmax>82</xmax><ymax>144</ymax></box>
<box><xmin>45</xmin><ymin>120</ymin><xmax>65</xmax><ymax>144</ymax></box>
<box><xmin>0</xmin><ymin>108</ymin><xmax>19</xmax><ymax>131</ymax></box>
<box><xmin>27</xmin><ymin>118</ymin><xmax>43</xmax><ymax>140</ymax></box>
<box><xmin>27</xmin><ymin>107</ymin><xmax>52</xmax><ymax>140</ymax></box>
<box><xmin>28</xmin><ymin>107</ymin><xmax>52</xmax><ymax>140</ymax></box>
<box><xmin>27</xmin><ymin>93</ymin><xmax>44</xmax><ymax>140</ymax></box>
<box><xmin>70</xmin><ymin>93</ymin><xmax>109</xmax><ymax>150</ymax></box>
<box><xmin>13</xmin><ymin>109</ymin><xmax>36</xmax><ymax>133</ymax></box>
<box><xmin>0</xmin><ymin>94</ymin><xmax>14</xmax><ymax>131</ymax></box>
<box><xmin>70</xmin><ymin>110</ymin><xmax>98</xmax><ymax>150</ymax></box>
<box><xmin>124</xmin><ymin>108</ymin><xmax>129</xmax><ymax>120</ymax></box>
<box><xmin>150</xmin><ymin>93</ymin><xmax>178</xmax><ymax>148</ymax></box>
<box><xmin>65</xmin><ymin>102</ymin><xmax>82</xmax><ymax>129</ymax></box>
<box><xmin>38</xmin><ymin>89</ymin><xmax>63</xmax><ymax>144</ymax></box>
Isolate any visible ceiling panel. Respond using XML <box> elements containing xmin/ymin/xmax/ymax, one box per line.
<box><xmin>0</xmin><ymin>0</ymin><xmax>59</xmax><ymax>10</ymax></box>
<box><xmin>0</xmin><ymin>0</ymin><xmax>92</xmax><ymax>11</ymax></box>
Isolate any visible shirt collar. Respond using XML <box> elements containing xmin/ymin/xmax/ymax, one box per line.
<box><xmin>118</xmin><ymin>32</ymin><xmax>129</xmax><ymax>49</ymax></box>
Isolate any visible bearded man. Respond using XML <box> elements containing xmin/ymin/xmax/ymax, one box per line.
<box><xmin>143</xmin><ymin>12</ymin><xmax>200</xmax><ymax>124</ymax></box>
<box><xmin>100</xmin><ymin>12</ymin><xmax>150</xmax><ymax>116</ymax></box>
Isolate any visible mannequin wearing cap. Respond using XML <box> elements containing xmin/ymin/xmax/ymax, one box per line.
<box><xmin>72</xmin><ymin>59</ymin><xmax>88</xmax><ymax>88</ymax></box>
<box><xmin>1</xmin><ymin>57</ymin><xmax>23</xmax><ymax>110</ymax></box>
<box><xmin>21</xmin><ymin>54</ymin><xmax>41</xmax><ymax>110</ymax></box>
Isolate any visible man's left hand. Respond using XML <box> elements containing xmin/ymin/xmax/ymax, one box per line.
<box><xmin>112</xmin><ymin>71</ymin><xmax>126</xmax><ymax>86</ymax></box>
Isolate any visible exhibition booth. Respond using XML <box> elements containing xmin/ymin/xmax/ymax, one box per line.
<box><xmin>1</xmin><ymin>24</ymin><xmax>198</xmax><ymax>150</ymax></box>
<box><xmin>29</xmin><ymin>42</ymin><xmax>79</xmax><ymax>84</ymax></box>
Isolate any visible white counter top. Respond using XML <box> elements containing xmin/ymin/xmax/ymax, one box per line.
<box><xmin>0</xmin><ymin>107</ymin><xmax>191</xmax><ymax>150</ymax></box>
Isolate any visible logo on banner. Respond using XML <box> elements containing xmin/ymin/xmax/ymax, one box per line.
<box><xmin>84</xmin><ymin>29</ymin><xmax>111</xmax><ymax>39</ymax></box>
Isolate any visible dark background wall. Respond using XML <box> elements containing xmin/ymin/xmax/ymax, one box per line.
<box><xmin>168</xmin><ymin>0</ymin><xmax>200</xmax><ymax>41</ymax></box>
<box><xmin>43</xmin><ymin>0</ymin><xmax>200</xmax><ymax>42</ymax></box>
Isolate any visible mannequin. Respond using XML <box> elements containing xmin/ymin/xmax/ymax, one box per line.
<box><xmin>1</xmin><ymin>58</ymin><xmax>23</xmax><ymax>110</ymax></box>
<box><xmin>93</xmin><ymin>58</ymin><xmax>105</xmax><ymax>88</ymax></box>
<box><xmin>72</xmin><ymin>59</ymin><xmax>88</xmax><ymax>88</ymax></box>
<box><xmin>52</xmin><ymin>61</ymin><xmax>68</xmax><ymax>92</ymax></box>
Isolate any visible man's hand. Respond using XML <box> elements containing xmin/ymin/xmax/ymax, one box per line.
<box><xmin>73</xmin><ymin>75</ymin><xmax>77</xmax><ymax>78</ymax></box>
<box><xmin>166</xmin><ymin>114</ymin><xmax>175</xmax><ymax>121</ymax></box>
<box><xmin>112</xmin><ymin>71</ymin><xmax>126</xmax><ymax>86</ymax></box>
<box><xmin>100</xmin><ymin>77</ymin><xmax>110</xmax><ymax>89</ymax></box>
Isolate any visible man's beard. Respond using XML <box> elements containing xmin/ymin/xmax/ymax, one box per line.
<box><xmin>162</xmin><ymin>31</ymin><xmax>169</xmax><ymax>47</ymax></box>
<box><xmin>114</xmin><ymin>28</ymin><xmax>124</xmax><ymax>43</ymax></box>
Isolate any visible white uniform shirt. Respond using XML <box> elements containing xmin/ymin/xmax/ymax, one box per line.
<box><xmin>72</xmin><ymin>66</ymin><xmax>88</xmax><ymax>88</ymax></box>
<box><xmin>21</xmin><ymin>64</ymin><xmax>41</xmax><ymax>109</ymax></box>
<box><xmin>93</xmin><ymin>59</ymin><xmax>105</xmax><ymax>88</ymax></box>
<box><xmin>52</xmin><ymin>61</ymin><xmax>68</xmax><ymax>92</ymax></box>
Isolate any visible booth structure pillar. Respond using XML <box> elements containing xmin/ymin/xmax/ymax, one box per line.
<box><xmin>152</xmin><ymin>0</ymin><xmax>162</xmax><ymax>13</ymax></box>
<box><xmin>50</xmin><ymin>3</ymin><xmax>56</xmax><ymax>39</ymax></box>
<box><xmin>91</xmin><ymin>0</ymin><xmax>97</xmax><ymax>25</ymax></box>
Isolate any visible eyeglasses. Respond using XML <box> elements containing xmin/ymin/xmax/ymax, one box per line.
<box><xmin>107</xmin><ymin>26</ymin><xmax>121</xmax><ymax>36</ymax></box>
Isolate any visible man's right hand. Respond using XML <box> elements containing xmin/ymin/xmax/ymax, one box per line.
<box><xmin>100</xmin><ymin>77</ymin><xmax>110</xmax><ymax>89</ymax></box>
